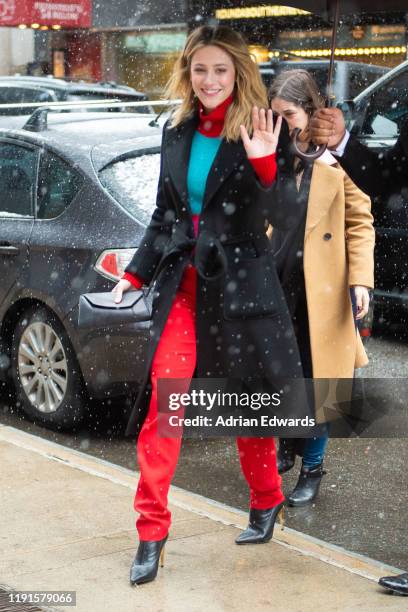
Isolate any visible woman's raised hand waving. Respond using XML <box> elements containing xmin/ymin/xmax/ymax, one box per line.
<box><xmin>240</xmin><ymin>107</ymin><xmax>282</xmax><ymax>159</ymax></box>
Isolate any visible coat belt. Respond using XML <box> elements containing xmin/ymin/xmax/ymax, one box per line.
<box><xmin>150</xmin><ymin>226</ymin><xmax>228</xmax><ymax>286</ymax></box>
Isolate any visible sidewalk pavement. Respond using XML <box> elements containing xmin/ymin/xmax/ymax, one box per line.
<box><xmin>0</xmin><ymin>425</ymin><xmax>405</xmax><ymax>612</ymax></box>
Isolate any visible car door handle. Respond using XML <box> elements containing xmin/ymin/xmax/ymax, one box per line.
<box><xmin>0</xmin><ymin>244</ymin><xmax>20</xmax><ymax>256</ymax></box>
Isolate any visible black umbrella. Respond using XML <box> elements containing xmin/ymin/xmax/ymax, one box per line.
<box><xmin>250</xmin><ymin>1</ymin><xmax>407</xmax><ymax>158</ymax></box>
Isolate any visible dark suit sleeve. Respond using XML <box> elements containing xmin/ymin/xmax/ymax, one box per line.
<box><xmin>337</xmin><ymin>121</ymin><xmax>408</xmax><ymax>200</ymax></box>
<box><xmin>124</xmin><ymin>125</ymin><xmax>171</xmax><ymax>285</ymax></box>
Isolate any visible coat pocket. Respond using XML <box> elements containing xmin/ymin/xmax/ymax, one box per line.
<box><xmin>223</xmin><ymin>254</ymin><xmax>284</xmax><ymax>320</ymax></box>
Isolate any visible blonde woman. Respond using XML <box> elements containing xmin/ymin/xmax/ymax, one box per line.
<box><xmin>269</xmin><ymin>69</ymin><xmax>375</xmax><ymax>506</ymax></box>
<box><xmin>113</xmin><ymin>26</ymin><xmax>303</xmax><ymax>585</ymax></box>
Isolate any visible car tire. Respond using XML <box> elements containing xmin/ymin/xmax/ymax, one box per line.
<box><xmin>11</xmin><ymin>305</ymin><xmax>87</xmax><ymax>430</ymax></box>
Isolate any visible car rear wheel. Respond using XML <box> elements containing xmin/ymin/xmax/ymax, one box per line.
<box><xmin>11</xmin><ymin>306</ymin><xmax>86</xmax><ymax>430</ymax></box>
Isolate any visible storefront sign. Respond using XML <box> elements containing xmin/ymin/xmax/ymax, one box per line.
<box><xmin>125</xmin><ymin>32</ymin><xmax>187</xmax><ymax>54</ymax></box>
<box><xmin>0</xmin><ymin>0</ymin><xmax>92</xmax><ymax>28</ymax></box>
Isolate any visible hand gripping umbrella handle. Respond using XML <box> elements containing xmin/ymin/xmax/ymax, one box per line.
<box><xmin>291</xmin><ymin>128</ymin><xmax>327</xmax><ymax>161</ymax></box>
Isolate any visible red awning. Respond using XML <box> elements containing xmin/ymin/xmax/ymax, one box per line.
<box><xmin>0</xmin><ymin>0</ymin><xmax>92</xmax><ymax>28</ymax></box>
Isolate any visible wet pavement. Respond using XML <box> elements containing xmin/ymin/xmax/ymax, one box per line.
<box><xmin>2</xmin><ymin>428</ymin><xmax>404</xmax><ymax>612</ymax></box>
<box><xmin>1</xmin><ymin>333</ymin><xmax>407</xmax><ymax>571</ymax></box>
<box><xmin>2</xmin><ymin>412</ymin><xmax>406</xmax><ymax>571</ymax></box>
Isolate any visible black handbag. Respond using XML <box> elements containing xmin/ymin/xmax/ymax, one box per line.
<box><xmin>78</xmin><ymin>290</ymin><xmax>150</xmax><ymax>329</ymax></box>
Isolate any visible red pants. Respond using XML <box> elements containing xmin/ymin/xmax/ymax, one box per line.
<box><xmin>135</xmin><ymin>265</ymin><xmax>284</xmax><ymax>541</ymax></box>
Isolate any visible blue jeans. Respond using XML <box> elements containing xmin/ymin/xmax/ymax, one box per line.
<box><xmin>302</xmin><ymin>425</ymin><xmax>329</xmax><ymax>468</ymax></box>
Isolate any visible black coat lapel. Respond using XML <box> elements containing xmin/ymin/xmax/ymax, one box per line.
<box><xmin>164</xmin><ymin>116</ymin><xmax>198</xmax><ymax>206</ymax></box>
<box><xmin>165</xmin><ymin>117</ymin><xmax>246</xmax><ymax>212</ymax></box>
<box><xmin>203</xmin><ymin>138</ymin><xmax>246</xmax><ymax>209</ymax></box>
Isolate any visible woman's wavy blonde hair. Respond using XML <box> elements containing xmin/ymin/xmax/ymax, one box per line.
<box><xmin>165</xmin><ymin>26</ymin><xmax>268</xmax><ymax>142</ymax></box>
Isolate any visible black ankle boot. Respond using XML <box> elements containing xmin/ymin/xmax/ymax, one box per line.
<box><xmin>235</xmin><ymin>502</ymin><xmax>285</xmax><ymax>544</ymax></box>
<box><xmin>277</xmin><ymin>438</ymin><xmax>296</xmax><ymax>474</ymax></box>
<box><xmin>287</xmin><ymin>463</ymin><xmax>326</xmax><ymax>507</ymax></box>
<box><xmin>130</xmin><ymin>535</ymin><xmax>168</xmax><ymax>585</ymax></box>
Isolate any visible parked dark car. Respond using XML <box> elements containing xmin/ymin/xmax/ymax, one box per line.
<box><xmin>0</xmin><ymin>110</ymin><xmax>163</xmax><ymax>429</ymax></box>
<box><xmin>344</xmin><ymin>59</ymin><xmax>408</xmax><ymax>322</ymax></box>
<box><xmin>0</xmin><ymin>76</ymin><xmax>152</xmax><ymax>115</ymax></box>
<box><xmin>259</xmin><ymin>59</ymin><xmax>388</xmax><ymax>103</ymax></box>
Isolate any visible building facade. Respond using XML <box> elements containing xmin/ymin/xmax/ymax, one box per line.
<box><xmin>188</xmin><ymin>2</ymin><xmax>408</xmax><ymax>68</ymax></box>
<box><xmin>36</xmin><ymin>0</ymin><xmax>188</xmax><ymax>97</ymax></box>
<box><xmin>1</xmin><ymin>2</ymin><xmax>407</xmax><ymax>94</ymax></box>
<box><xmin>0</xmin><ymin>0</ymin><xmax>187</xmax><ymax>96</ymax></box>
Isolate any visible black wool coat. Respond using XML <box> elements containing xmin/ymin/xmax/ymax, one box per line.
<box><xmin>125</xmin><ymin>115</ymin><xmax>303</xmax><ymax>437</ymax></box>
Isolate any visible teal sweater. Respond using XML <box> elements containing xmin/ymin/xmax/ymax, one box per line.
<box><xmin>187</xmin><ymin>131</ymin><xmax>222</xmax><ymax>216</ymax></box>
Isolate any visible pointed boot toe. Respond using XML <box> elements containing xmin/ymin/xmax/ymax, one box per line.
<box><xmin>235</xmin><ymin>502</ymin><xmax>285</xmax><ymax>544</ymax></box>
<box><xmin>379</xmin><ymin>572</ymin><xmax>408</xmax><ymax>595</ymax></box>
<box><xmin>130</xmin><ymin>536</ymin><xmax>167</xmax><ymax>586</ymax></box>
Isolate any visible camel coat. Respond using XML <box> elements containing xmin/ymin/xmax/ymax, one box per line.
<box><xmin>272</xmin><ymin>154</ymin><xmax>375</xmax><ymax>379</ymax></box>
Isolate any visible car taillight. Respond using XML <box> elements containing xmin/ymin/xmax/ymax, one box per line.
<box><xmin>94</xmin><ymin>248</ymin><xmax>136</xmax><ymax>282</ymax></box>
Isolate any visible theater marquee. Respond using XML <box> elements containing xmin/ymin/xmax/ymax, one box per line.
<box><xmin>215</xmin><ymin>5</ymin><xmax>310</xmax><ymax>19</ymax></box>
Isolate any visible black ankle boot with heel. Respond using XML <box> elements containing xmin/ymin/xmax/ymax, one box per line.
<box><xmin>130</xmin><ymin>535</ymin><xmax>168</xmax><ymax>585</ymax></box>
<box><xmin>287</xmin><ymin>463</ymin><xmax>326</xmax><ymax>507</ymax></box>
<box><xmin>235</xmin><ymin>501</ymin><xmax>285</xmax><ymax>544</ymax></box>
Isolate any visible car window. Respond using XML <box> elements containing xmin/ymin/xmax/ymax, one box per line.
<box><xmin>99</xmin><ymin>152</ymin><xmax>160</xmax><ymax>224</ymax></box>
<box><xmin>261</xmin><ymin>62</ymin><xmax>387</xmax><ymax>102</ymax></box>
<box><xmin>0</xmin><ymin>87</ymin><xmax>55</xmax><ymax>115</ymax></box>
<box><xmin>37</xmin><ymin>151</ymin><xmax>83</xmax><ymax>219</ymax></box>
<box><xmin>360</xmin><ymin>70</ymin><xmax>408</xmax><ymax>138</ymax></box>
<box><xmin>347</xmin><ymin>67</ymin><xmax>386</xmax><ymax>99</ymax></box>
<box><xmin>0</xmin><ymin>143</ymin><xmax>37</xmax><ymax>216</ymax></box>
